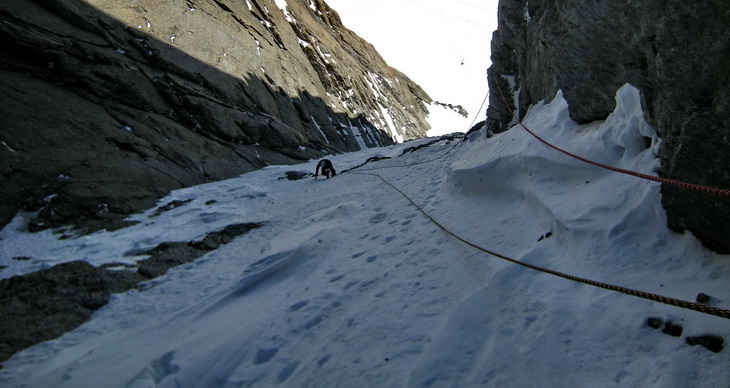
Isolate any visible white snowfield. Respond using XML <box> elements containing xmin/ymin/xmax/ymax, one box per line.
<box><xmin>1</xmin><ymin>85</ymin><xmax>729</xmax><ymax>387</ymax></box>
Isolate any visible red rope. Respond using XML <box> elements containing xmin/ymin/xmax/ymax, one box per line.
<box><xmin>494</xmin><ymin>80</ymin><xmax>730</xmax><ymax>197</ymax></box>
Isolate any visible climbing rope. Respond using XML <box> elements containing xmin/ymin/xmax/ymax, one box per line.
<box><xmin>494</xmin><ymin>79</ymin><xmax>730</xmax><ymax>197</ymax></box>
<box><xmin>466</xmin><ymin>88</ymin><xmax>491</xmax><ymax>131</ymax></box>
<box><xmin>351</xmin><ymin>170</ymin><xmax>730</xmax><ymax>320</ymax></box>
<box><xmin>333</xmin><ymin>82</ymin><xmax>730</xmax><ymax>320</ymax></box>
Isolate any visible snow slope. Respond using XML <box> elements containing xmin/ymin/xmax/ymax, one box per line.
<box><xmin>1</xmin><ymin>84</ymin><xmax>729</xmax><ymax>387</ymax></box>
<box><xmin>324</xmin><ymin>0</ymin><xmax>498</xmax><ymax>137</ymax></box>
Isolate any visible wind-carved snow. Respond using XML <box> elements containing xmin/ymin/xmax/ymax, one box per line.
<box><xmin>1</xmin><ymin>85</ymin><xmax>729</xmax><ymax>387</ymax></box>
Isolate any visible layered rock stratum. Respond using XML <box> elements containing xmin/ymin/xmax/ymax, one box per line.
<box><xmin>486</xmin><ymin>0</ymin><xmax>730</xmax><ymax>253</ymax></box>
<box><xmin>0</xmin><ymin>0</ymin><xmax>432</xmax><ymax>233</ymax></box>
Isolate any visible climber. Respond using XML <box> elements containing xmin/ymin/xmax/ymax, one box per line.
<box><xmin>314</xmin><ymin>159</ymin><xmax>336</xmax><ymax>179</ymax></box>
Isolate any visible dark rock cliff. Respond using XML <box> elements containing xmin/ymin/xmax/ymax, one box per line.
<box><xmin>0</xmin><ymin>0</ymin><xmax>432</xmax><ymax>233</ymax></box>
<box><xmin>487</xmin><ymin>0</ymin><xmax>730</xmax><ymax>253</ymax></box>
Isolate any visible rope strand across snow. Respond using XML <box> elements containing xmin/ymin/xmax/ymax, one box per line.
<box><xmin>351</xmin><ymin>171</ymin><xmax>730</xmax><ymax>320</ymax></box>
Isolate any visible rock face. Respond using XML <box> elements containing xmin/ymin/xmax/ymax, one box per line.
<box><xmin>487</xmin><ymin>0</ymin><xmax>730</xmax><ymax>253</ymax></box>
<box><xmin>0</xmin><ymin>0</ymin><xmax>432</xmax><ymax>233</ymax></box>
<box><xmin>0</xmin><ymin>260</ymin><xmax>143</xmax><ymax>363</ymax></box>
<box><xmin>0</xmin><ymin>222</ymin><xmax>261</xmax><ymax>363</ymax></box>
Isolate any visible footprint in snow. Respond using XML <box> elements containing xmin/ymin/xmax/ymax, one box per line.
<box><xmin>369</xmin><ymin>213</ymin><xmax>387</xmax><ymax>224</ymax></box>
<box><xmin>253</xmin><ymin>347</ymin><xmax>278</xmax><ymax>365</ymax></box>
<box><xmin>138</xmin><ymin>351</ymin><xmax>180</xmax><ymax>384</ymax></box>
<box><xmin>278</xmin><ymin>361</ymin><xmax>300</xmax><ymax>382</ymax></box>
<box><xmin>305</xmin><ymin>315</ymin><xmax>323</xmax><ymax>329</ymax></box>
<box><xmin>288</xmin><ymin>301</ymin><xmax>309</xmax><ymax>312</ymax></box>
<box><xmin>318</xmin><ymin>354</ymin><xmax>333</xmax><ymax>368</ymax></box>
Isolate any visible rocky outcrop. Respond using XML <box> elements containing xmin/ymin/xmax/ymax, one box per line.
<box><xmin>0</xmin><ymin>0</ymin><xmax>432</xmax><ymax>233</ymax></box>
<box><xmin>0</xmin><ymin>260</ymin><xmax>143</xmax><ymax>364</ymax></box>
<box><xmin>0</xmin><ymin>221</ymin><xmax>262</xmax><ymax>364</ymax></box>
<box><xmin>134</xmin><ymin>222</ymin><xmax>263</xmax><ymax>278</ymax></box>
<box><xmin>487</xmin><ymin>0</ymin><xmax>730</xmax><ymax>253</ymax></box>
